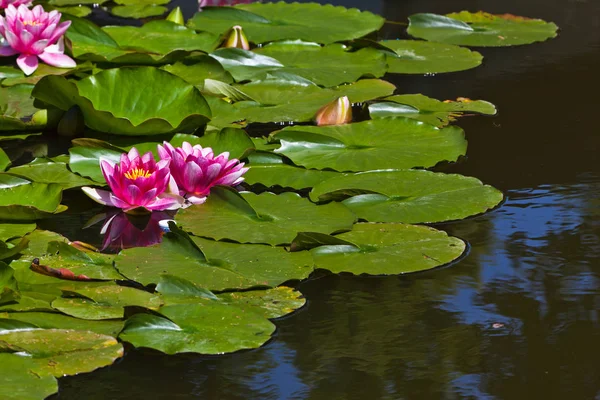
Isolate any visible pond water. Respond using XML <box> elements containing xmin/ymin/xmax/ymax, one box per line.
<box><xmin>51</xmin><ymin>0</ymin><xmax>600</xmax><ymax>398</ymax></box>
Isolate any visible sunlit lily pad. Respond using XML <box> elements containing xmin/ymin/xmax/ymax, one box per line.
<box><xmin>0</xmin><ymin>223</ymin><xmax>36</xmax><ymax>242</ymax></box>
<box><xmin>0</xmin><ymin>62</ymin><xmax>94</xmax><ymax>87</ymax></box>
<box><xmin>380</xmin><ymin>40</ymin><xmax>482</xmax><ymax>74</ymax></box>
<box><xmin>119</xmin><ymin>303</ymin><xmax>275</xmax><ymax>355</ymax></box>
<box><xmin>310</xmin><ymin>223</ymin><xmax>466</xmax><ymax>275</ymax></box>
<box><xmin>0</xmin><ymin>175</ymin><xmax>66</xmax><ymax>220</ymax></box>
<box><xmin>103</xmin><ymin>21</ymin><xmax>220</xmax><ymax>56</ymax></box>
<box><xmin>0</xmin><ymin>311</ymin><xmax>124</xmax><ymax>336</ymax></box>
<box><xmin>176</xmin><ymin>187</ymin><xmax>356</xmax><ymax>245</ymax></box>
<box><xmin>272</xmin><ymin>118</ymin><xmax>466</xmax><ymax>172</ymax></box>
<box><xmin>33</xmin><ymin>68</ymin><xmax>211</xmax><ymax>135</ymax></box>
<box><xmin>407</xmin><ymin>12</ymin><xmax>558</xmax><ymax>47</ymax></box>
<box><xmin>162</xmin><ymin>56</ymin><xmax>234</xmax><ymax>87</ymax></box>
<box><xmin>369</xmin><ymin>94</ymin><xmax>496</xmax><ymax>127</ymax></box>
<box><xmin>111</xmin><ymin>4</ymin><xmax>167</xmax><ymax>19</ymax></box>
<box><xmin>0</xmin><ymin>85</ymin><xmax>45</xmax><ymax>132</ymax></box>
<box><xmin>188</xmin><ymin>3</ymin><xmax>384</xmax><ymax>44</ymax></box>
<box><xmin>7</xmin><ymin>162</ymin><xmax>96</xmax><ymax>189</ymax></box>
<box><xmin>69</xmin><ymin>142</ymin><xmax>124</xmax><ymax>183</ymax></box>
<box><xmin>310</xmin><ymin>170</ymin><xmax>503</xmax><ymax>223</ymax></box>
<box><xmin>115</xmin><ymin>224</ymin><xmax>313</xmax><ymax>290</ymax></box>
<box><xmin>253</xmin><ymin>41</ymin><xmax>387</xmax><ymax>86</ymax></box>
<box><xmin>217</xmin><ymin>286</ymin><xmax>306</xmax><ymax>319</ymax></box>
<box><xmin>210</xmin><ymin>48</ymin><xmax>284</xmax><ymax>82</ymax></box>
<box><xmin>0</xmin><ymin>354</ymin><xmax>57</xmax><ymax>400</ymax></box>
<box><xmin>0</xmin><ymin>323</ymin><xmax>124</xmax><ymax>376</ymax></box>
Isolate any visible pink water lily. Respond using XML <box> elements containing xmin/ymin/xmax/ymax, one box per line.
<box><xmin>0</xmin><ymin>4</ymin><xmax>76</xmax><ymax>75</ymax></box>
<box><xmin>82</xmin><ymin>148</ymin><xmax>184</xmax><ymax>214</ymax></box>
<box><xmin>0</xmin><ymin>0</ymin><xmax>31</xmax><ymax>10</ymax></box>
<box><xmin>157</xmin><ymin>141</ymin><xmax>248</xmax><ymax>205</ymax></box>
<box><xmin>99</xmin><ymin>211</ymin><xmax>171</xmax><ymax>251</ymax></box>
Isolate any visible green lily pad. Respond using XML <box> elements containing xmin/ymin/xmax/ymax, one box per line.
<box><xmin>245</xmin><ymin>164</ymin><xmax>340</xmax><ymax>190</ymax></box>
<box><xmin>0</xmin><ymin>311</ymin><xmax>124</xmax><ymax>336</ymax></box>
<box><xmin>115</xmin><ymin>225</ymin><xmax>313</xmax><ymax>290</ymax></box>
<box><xmin>188</xmin><ymin>3</ymin><xmax>384</xmax><ymax>44</ymax></box>
<box><xmin>33</xmin><ymin>68</ymin><xmax>211</xmax><ymax>135</ymax></box>
<box><xmin>272</xmin><ymin>118</ymin><xmax>466</xmax><ymax>172</ymax></box>
<box><xmin>111</xmin><ymin>4</ymin><xmax>167</xmax><ymax>19</ymax></box>
<box><xmin>162</xmin><ymin>56</ymin><xmax>234</xmax><ymax>87</ymax></box>
<box><xmin>311</xmin><ymin>223</ymin><xmax>466</xmax><ymax>275</ymax></box>
<box><xmin>380</xmin><ymin>40</ymin><xmax>482</xmax><ymax>74</ymax></box>
<box><xmin>7</xmin><ymin>162</ymin><xmax>96</xmax><ymax>189</ymax></box>
<box><xmin>310</xmin><ymin>170</ymin><xmax>503</xmax><ymax>223</ymax></box>
<box><xmin>176</xmin><ymin>187</ymin><xmax>356</xmax><ymax>245</ymax></box>
<box><xmin>407</xmin><ymin>12</ymin><xmax>558</xmax><ymax>47</ymax></box>
<box><xmin>217</xmin><ymin>286</ymin><xmax>306</xmax><ymax>319</ymax></box>
<box><xmin>51</xmin><ymin>5</ymin><xmax>92</xmax><ymax>17</ymax></box>
<box><xmin>0</xmin><ymin>223</ymin><xmax>36</xmax><ymax>242</ymax></box>
<box><xmin>51</xmin><ymin>297</ymin><xmax>124</xmax><ymax>320</ymax></box>
<box><xmin>254</xmin><ymin>41</ymin><xmax>387</xmax><ymax>87</ymax></box>
<box><xmin>155</xmin><ymin>274</ymin><xmax>218</xmax><ymax>303</ymax></box>
<box><xmin>369</xmin><ymin>94</ymin><xmax>496</xmax><ymax>127</ymax></box>
<box><xmin>49</xmin><ymin>0</ymin><xmax>107</xmax><ymax>5</ymax></box>
<box><xmin>0</xmin><ymin>85</ymin><xmax>45</xmax><ymax>132</ymax></box>
<box><xmin>119</xmin><ymin>302</ymin><xmax>275</xmax><ymax>354</ymax></box>
<box><xmin>0</xmin><ymin>149</ymin><xmax>10</xmax><ymax>171</ymax></box>
<box><xmin>0</xmin><ymin>354</ymin><xmax>57</xmax><ymax>400</ymax></box>
<box><xmin>69</xmin><ymin>144</ymin><xmax>124</xmax><ymax>183</ymax></box>
<box><xmin>103</xmin><ymin>21</ymin><xmax>220</xmax><ymax>56</ymax></box>
<box><xmin>0</xmin><ymin>175</ymin><xmax>66</xmax><ymax>220</ymax></box>
<box><xmin>0</xmin><ymin>62</ymin><xmax>94</xmax><ymax>87</ymax></box>
<box><xmin>0</xmin><ymin>324</ymin><xmax>124</xmax><ymax>376</ymax></box>
<box><xmin>209</xmin><ymin>48</ymin><xmax>284</xmax><ymax>82</ymax></box>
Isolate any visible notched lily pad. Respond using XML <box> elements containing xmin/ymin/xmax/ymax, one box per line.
<box><xmin>310</xmin><ymin>169</ymin><xmax>504</xmax><ymax>223</ymax></box>
<box><xmin>0</xmin><ymin>175</ymin><xmax>67</xmax><ymax>221</ymax></box>
<box><xmin>407</xmin><ymin>11</ymin><xmax>558</xmax><ymax>47</ymax></box>
<box><xmin>310</xmin><ymin>223</ymin><xmax>466</xmax><ymax>275</ymax></box>
<box><xmin>369</xmin><ymin>94</ymin><xmax>496</xmax><ymax>127</ymax></box>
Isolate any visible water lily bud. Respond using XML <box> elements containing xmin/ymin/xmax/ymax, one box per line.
<box><xmin>223</xmin><ymin>25</ymin><xmax>250</xmax><ymax>50</ymax></box>
<box><xmin>315</xmin><ymin>96</ymin><xmax>352</xmax><ymax>126</ymax></box>
<box><xmin>166</xmin><ymin>7</ymin><xmax>184</xmax><ymax>25</ymax></box>
<box><xmin>57</xmin><ymin>106</ymin><xmax>85</xmax><ymax>137</ymax></box>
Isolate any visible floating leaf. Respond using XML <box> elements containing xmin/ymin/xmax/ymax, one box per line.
<box><xmin>245</xmin><ymin>164</ymin><xmax>340</xmax><ymax>190</ymax></box>
<box><xmin>111</xmin><ymin>4</ymin><xmax>167</xmax><ymax>19</ymax></box>
<box><xmin>188</xmin><ymin>3</ymin><xmax>385</xmax><ymax>44</ymax></box>
<box><xmin>380</xmin><ymin>40</ymin><xmax>482</xmax><ymax>74</ymax></box>
<box><xmin>162</xmin><ymin>56</ymin><xmax>234</xmax><ymax>88</ymax></box>
<box><xmin>115</xmin><ymin>225</ymin><xmax>313</xmax><ymax>290</ymax></box>
<box><xmin>33</xmin><ymin>68</ymin><xmax>211</xmax><ymax>135</ymax></box>
<box><xmin>369</xmin><ymin>94</ymin><xmax>496</xmax><ymax>127</ymax></box>
<box><xmin>311</xmin><ymin>223</ymin><xmax>466</xmax><ymax>275</ymax></box>
<box><xmin>0</xmin><ymin>311</ymin><xmax>124</xmax><ymax>336</ymax></box>
<box><xmin>310</xmin><ymin>170</ymin><xmax>503</xmax><ymax>223</ymax></box>
<box><xmin>52</xmin><ymin>297</ymin><xmax>123</xmax><ymax>320</ymax></box>
<box><xmin>407</xmin><ymin>12</ymin><xmax>558</xmax><ymax>47</ymax></box>
<box><xmin>0</xmin><ymin>325</ymin><xmax>124</xmax><ymax>376</ymax></box>
<box><xmin>0</xmin><ymin>175</ymin><xmax>66</xmax><ymax>221</ymax></box>
<box><xmin>0</xmin><ymin>61</ymin><xmax>94</xmax><ymax>87</ymax></box>
<box><xmin>69</xmin><ymin>144</ymin><xmax>123</xmax><ymax>183</ymax></box>
<box><xmin>0</xmin><ymin>85</ymin><xmax>45</xmax><ymax>132</ymax></box>
<box><xmin>0</xmin><ymin>223</ymin><xmax>36</xmax><ymax>242</ymax></box>
<box><xmin>103</xmin><ymin>21</ymin><xmax>220</xmax><ymax>56</ymax></box>
<box><xmin>210</xmin><ymin>48</ymin><xmax>284</xmax><ymax>82</ymax></box>
<box><xmin>0</xmin><ymin>149</ymin><xmax>10</xmax><ymax>171</ymax></box>
<box><xmin>272</xmin><ymin>118</ymin><xmax>466</xmax><ymax>172</ymax></box>
<box><xmin>0</xmin><ymin>354</ymin><xmax>57</xmax><ymax>400</ymax></box>
<box><xmin>6</xmin><ymin>162</ymin><xmax>96</xmax><ymax>189</ymax></box>
<box><xmin>252</xmin><ymin>41</ymin><xmax>387</xmax><ymax>86</ymax></box>
<box><xmin>176</xmin><ymin>187</ymin><xmax>356</xmax><ymax>245</ymax></box>
<box><xmin>218</xmin><ymin>286</ymin><xmax>305</xmax><ymax>319</ymax></box>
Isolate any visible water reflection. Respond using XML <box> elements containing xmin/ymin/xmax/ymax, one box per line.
<box><xmin>87</xmin><ymin>211</ymin><xmax>172</xmax><ymax>251</ymax></box>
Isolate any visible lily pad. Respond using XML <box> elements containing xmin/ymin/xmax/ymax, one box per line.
<box><xmin>110</xmin><ymin>4</ymin><xmax>167</xmax><ymax>19</ymax></box>
<box><xmin>188</xmin><ymin>3</ymin><xmax>385</xmax><ymax>44</ymax></box>
<box><xmin>310</xmin><ymin>170</ymin><xmax>503</xmax><ymax>223</ymax></box>
<box><xmin>119</xmin><ymin>302</ymin><xmax>275</xmax><ymax>355</ymax></box>
<box><xmin>69</xmin><ymin>144</ymin><xmax>124</xmax><ymax>183</ymax></box>
<box><xmin>33</xmin><ymin>68</ymin><xmax>211</xmax><ymax>135</ymax></box>
<box><xmin>103</xmin><ymin>21</ymin><xmax>220</xmax><ymax>56</ymax></box>
<box><xmin>162</xmin><ymin>56</ymin><xmax>234</xmax><ymax>87</ymax></box>
<box><xmin>0</xmin><ymin>85</ymin><xmax>45</xmax><ymax>132</ymax></box>
<box><xmin>0</xmin><ymin>311</ymin><xmax>124</xmax><ymax>336</ymax></box>
<box><xmin>311</xmin><ymin>223</ymin><xmax>466</xmax><ymax>275</ymax></box>
<box><xmin>209</xmin><ymin>48</ymin><xmax>284</xmax><ymax>82</ymax></box>
<box><xmin>369</xmin><ymin>94</ymin><xmax>496</xmax><ymax>127</ymax></box>
<box><xmin>7</xmin><ymin>162</ymin><xmax>96</xmax><ymax>189</ymax></box>
<box><xmin>0</xmin><ymin>223</ymin><xmax>36</xmax><ymax>242</ymax></box>
<box><xmin>0</xmin><ymin>175</ymin><xmax>66</xmax><ymax>220</ymax></box>
<box><xmin>253</xmin><ymin>41</ymin><xmax>387</xmax><ymax>86</ymax></box>
<box><xmin>380</xmin><ymin>40</ymin><xmax>482</xmax><ymax>74</ymax></box>
<box><xmin>217</xmin><ymin>286</ymin><xmax>306</xmax><ymax>319</ymax></box>
<box><xmin>245</xmin><ymin>164</ymin><xmax>340</xmax><ymax>190</ymax></box>
<box><xmin>115</xmin><ymin>225</ymin><xmax>313</xmax><ymax>290</ymax></box>
<box><xmin>176</xmin><ymin>187</ymin><xmax>356</xmax><ymax>245</ymax></box>
<box><xmin>407</xmin><ymin>12</ymin><xmax>558</xmax><ymax>47</ymax></box>
<box><xmin>51</xmin><ymin>297</ymin><xmax>124</xmax><ymax>320</ymax></box>
<box><xmin>272</xmin><ymin>118</ymin><xmax>466</xmax><ymax>172</ymax></box>
<box><xmin>0</xmin><ymin>354</ymin><xmax>57</xmax><ymax>400</ymax></box>
<box><xmin>0</xmin><ymin>62</ymin><xmax>94</xmax><ymax>87</ymax></box>
<box><xmin>0</xmin><ymin>324</ymin><xmax>124</xmax><ymax>376</ymax></box>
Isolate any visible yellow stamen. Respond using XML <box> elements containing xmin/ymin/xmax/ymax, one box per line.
<box><xmin>124</xmin><ymin>168</ymin><xmax>152</xmax><ymax>180</ymax></box>
<box><xmin>23</xmin><ymin>20</ymin><xmax>42</xmax><ymax>27</ymax></box>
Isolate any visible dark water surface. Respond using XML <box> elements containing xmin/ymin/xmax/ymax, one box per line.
<box><xmin>53</xmin><ymin>0</ymin><xmax>600</xmax><ymax>398</ymax></box>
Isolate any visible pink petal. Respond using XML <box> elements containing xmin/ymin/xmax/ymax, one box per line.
<box><xmin>16</xmin><ymin>54</ymin><xmax>38</xmax><ymax>75</ymax></box>
<box><xmin>145</xmin><ymin>194</ymin><xmax>184</xmax><ymax>211</ymax></box>
<box><xmin>81</xmin><ymin>187</ymin><xmax>130</xmax><ymax>209</ymax></box>
<box><xmin>30</xmin><ymin>39</ymin><xmax>49</xmax><ymax>55</ymax></box>
<box><xmin>0</xmin><ymin>45</ymin><xmax>18</xmax><ymax>56</ymax></box>
<box><xmin>185</xmin><ymin>195</ymin><xmax>207</xmax><ymax>205</ymax></box>
<box><xmin>38</xmin><ymin>51</ymin><xmax>76</xmax><ymax>68</ymax></box>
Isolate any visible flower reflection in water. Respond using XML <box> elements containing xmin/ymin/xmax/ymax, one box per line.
<box><xmin>91</xmin><ymin>210</ymin><xmax>174</xmax><ymax>252</ymax></box>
